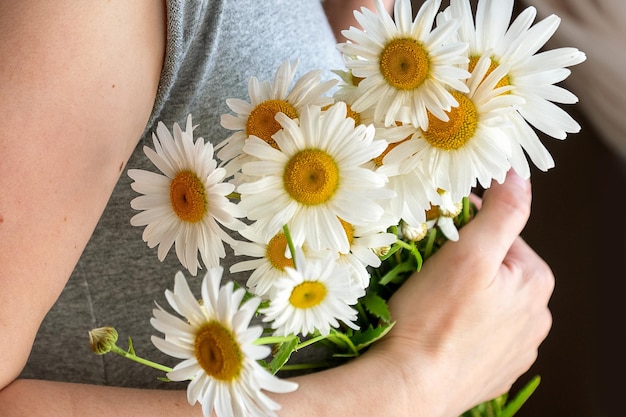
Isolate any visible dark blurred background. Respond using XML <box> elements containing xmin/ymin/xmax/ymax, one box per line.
<box><xmin>515</xmin><ymin>97</ymin><xmax>626</xmax><ymax>417</ymax></box>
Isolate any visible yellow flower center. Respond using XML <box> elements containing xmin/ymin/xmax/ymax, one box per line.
<box><xmin>322</xmin><ymin>102</ymin><xmax>361</xmax><ymax>126</ymax></box>
<box><xmin>351</xmin><ymin>71</ymin><xmax>365</xmax><ymax>87</ymax></box>
<box><xmin>194</xmin><ymin>321</ymin><xmax>243</xmax><ymax>381</ymax></box>
<box><xmin>266</xmin><ymin>233</ymin><xmax>295</xmax><ymax>271</ymax></box>
<box><xmin>425</xmin><ymin>204</ymin><xmax>440</xmax><ymax>221</ymax></box>
<box><xmin>373</xmin><ymin>137</ymin><xmax>410</xmax><ymax>167</ymax></box>
<box><xmin>246</xmin><ymin>99</ymin><xmax>299</xmax><ymax>149</ymax></box>
<box><xmin>345</xmin><ymin>104</ymin><xmax>361</xmax><ymax>126</ymax></box>
<box><xmin>380</xmin><ymin>38</ymin><xmax>430</xmax><ymax>90</ymax></box>
<box><xmin>468</xmin><ymin>55</ymin><xmax>511</xmax><ymax>92</ymax></box>
<box><xmin>422</xmin><ymin>91</ymin><xmax>478</xmax><ymax>150</ymax></box>
<box><xmin>338</xmin><ymin>217</ymin><xmax>355</xmax><ymax>247</ymax></box>
<box><xmin>169</xmin><ymin>170</ymin><xmax>208</xmax><ymax>223</ymax></box>
<box><xmin>289</xmin><ymin>281</ymin><xmax>327</xmax><ymax>309</ymax></box>
<box><xmin>283</xmin><ymin>149</ymin><xmax>339</xmax><ymax>205</ymax></box>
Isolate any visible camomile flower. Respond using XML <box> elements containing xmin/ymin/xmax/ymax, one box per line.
<box><xmin>336</xmin><ymin>217</ymin><xmax>398</xmax><ymax>288</ymax></box>
<box><xmin>338</xmin><ymin>0</ymin><xmax>470</xmax><ymax>129</ymax></box>
<box><xmin>151</xmin><ymin>268</ymin><xmax>298</xmax><ymax>417</ymax></box>
<box><xmin>373</xmin><ymin>128</ymin><xmax>440</xmax><ymax>227</ymax></box>
<box><xmin>425</xmin><ymin>190</ymin><xmax>464</xmax><ymax>242</ymax></box>
<box><xmin>442</xmin><ymin>0</ymin><xmax>586</xmax><ymax>177</ymax></box>
<box><xmin>229</xmin><ymin>226</ymin><xmax>296</xmax><ymax>299</ymax></box>
<box><xmin>260</xmin><ymin>249</ymin><xmax>365</xmax><ymax>337</ymax></box>
<box><xmin>237</xmin><ymin>102</ymin><xmax>393</xmax><ymax>254</ymax></box>
<box><xmin>331</xmin><ymin>68</ymin><xmax>362</xmax><ymax>106</ymax></box>
<box><xmin>377</xmin><ymin>162</ymin><xmax>439</xmax><ymax>228</ymax></box>
<box><xmin>128</xmin><ymin>115</ymin><xmax>245</xmax><ymax>276</ymax></box>
<box><xmin>217</xmin><ymin>60</ymin><xmax>337</xmax><ymax>179</ymax></box>
<box><xmin>383</xmin><ymin>53</ymin><xmax>525</xmax><ymax>202</ymax></box>
<box><xmin>330</xmin><ymin>69</ymin><xmax>376</xmax><ymax>126</ymax></box>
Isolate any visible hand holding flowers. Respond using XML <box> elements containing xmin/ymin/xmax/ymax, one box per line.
<box><xmin>90</xmin><ymin>0</ymin><xmax>583</xmax><ymax>416</ymax></box>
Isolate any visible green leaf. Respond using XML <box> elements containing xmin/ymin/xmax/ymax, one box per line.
<box><xmin>350</xmin><ymin>322</ymin><xmax>396</xmax><ymax>351</ymax></box>
<box><xmin>326</xmin><ymin>329</ymin><xmax>358</xmax><ymax>356</ymax></box>
<box><xmin>460</xmin><ymin>376</ymin><xmax>540</xmax><ymax>417</ymax></box>
<box><xmin>362</xmin><ymin>292</ymin><xmax>391</xmax><ymax>323</ymax></box>
<box><xmin>498</xmin><ymin>375</ymin><xmax>541</xmax><ymax>417</ymax></box>
<box><xmin>127</xmin><ymin>336</ymin><xmax>135</xmax><ymax>356</ymax></box>
<box><xmin>267</xmin><ymin>337</ymin><xmax>299</xmax><ymax>375</ymax></box>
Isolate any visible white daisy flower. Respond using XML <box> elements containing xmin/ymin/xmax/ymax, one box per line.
<box><xmin>128</xmin><ymin>115</ymin><xmax>245</xmax><ymax>276</ymax></box>
<box><xmin>372</xmin><ymin>124</ymin><xmax>441</xmax><ymax>227</ymax></box>
<box><xmin>336</xmin><ymin>217</ymin><xmax>398</xmax><ymax>288</ymax></box>
<box><xmin>237</xmin><ymin>102</ymin><xmax>393</xmax><ymax>254</ymax></box>
<box><xmin>338</xmin><ymin>0</ymin><xmax>470</xmax><ymax>128</ymax></box>
<box><xmin>443</xmin><ymin>0</ymin><xmax>586</xmax><ymax>177</ymax></box>
<box><xmin>150</xmin><ymin>269</ymin><xmax>298</xmax><ymax>417</ymax></box>
<box><xmin>331</xmin><ymin>68</ymin><xmax>362</xmax><ymax>105</ymax></box>
<box><xmin>229</xmin><ymin>225</ymin><xmax>295</xmax><ymax>299</ymax></box>
<box><xmin>425</xmin><ymin>190</ymin><xmax>464</xmax><ymax>242</ymax></box>
<box><xmin>377</xmin><ymin>161</ymin><xmax>439</xmax><ymax>228</ymax></box>
<box><xmin>383</xmin><ymin>53</ymin><xmax>525</xmax><ymax>201</ymax></box>
<box><xmin>217</xmin><ymin>60</ymin><xmax>337</xmax><ymax>179</ymax></box>
<box><xmin>260</xmin><ymin>249</ymin><xmax>365</xmax><ymax>337</ymax></box>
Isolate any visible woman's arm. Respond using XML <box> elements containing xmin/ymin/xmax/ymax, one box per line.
<box><xmin>0</xmin><ymin>171</ymin><xmax>553</xmax><ymax>417</ymax></box>
<box><xmin>0</xmin><ymin>0</ymin><xmax>165</xmax><ymax>392</ymax></box>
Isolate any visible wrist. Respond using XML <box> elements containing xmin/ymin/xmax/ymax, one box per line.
<box><xmin>361</xmin><ymin>347</ymin><xmax>437</xmax><ymax>417</ymax></box>
<box><xmin>364</xmin><ymin>341</ymin><xmax>467</xmax><ymax>417</ymax></box>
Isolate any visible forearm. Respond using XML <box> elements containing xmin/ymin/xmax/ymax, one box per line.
<box><xmin>0</xmin><ymin>379</ymin><xmax>200</xmax><ymax>417</ymax></box>
<box><xmin>283</xmin><ymin>354</ymin><xmax>418</xmax><ymax>417</ymax></box>
<box><xmin>0</xmin><ymin>355</ymin><xmax>426</xmax><ymax>417</ymax></box>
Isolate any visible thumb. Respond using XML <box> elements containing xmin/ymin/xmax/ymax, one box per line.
<box><xmin>456</xmin><ymin>170</ymin><xmax>532</xmax><ymax>271</ymax></box>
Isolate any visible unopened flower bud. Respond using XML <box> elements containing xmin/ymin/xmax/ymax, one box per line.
<box><xmin>373</xmin><ymin>245</ymin><xmax>391</xmax><ymax>257</ymax></box>
<box><xmin>400</xmin><ymin>220</ymin><xmax>428</xmax><ymax>242</ymax></box>
<box><xmin>89</xmin><ymin>326</ymin><xmax>119</xmax><ymax>355</ymax></box>
<box><xmin>440</xmin><ymin>201</ymin><xmax>463</xmax><ymax>218</ymax></box>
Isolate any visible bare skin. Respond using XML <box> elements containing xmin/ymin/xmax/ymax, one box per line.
<box><xmin>0</xmin><ymin>0</ymin><xmax>166</xmax><ymax>390</ymax></box>
<box><xmin>0</xmin><ymin>1</ymin><xmax>554</xmax><ymax>416</ymax></box>
<box><xmin>323</xmin><ymin>0</ymin><xmax>395</xmax><ymax>41</ymax></box>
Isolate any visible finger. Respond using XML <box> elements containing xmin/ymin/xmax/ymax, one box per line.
<box><xmin>469</xmin><ymin>193</ymin><xmax>482</xmax><ymax>210</ymax></box>
<box><xmin>502</xmin><ymin>236</ymin><xmax>555</xmax><ymax>305</ymax></box>
<box><xmin>454</xmin><ymin>170</ymin><xmax>532</xmax><ymax>278</ymax></box>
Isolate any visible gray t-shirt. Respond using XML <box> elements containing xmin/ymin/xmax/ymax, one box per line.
<box><xmin>21</xmin><ymin>0</ymin><xmax>343</xmax><ymax>389</ymax></box>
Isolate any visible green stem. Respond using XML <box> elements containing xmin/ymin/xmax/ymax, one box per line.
<box><xmin>462</xmin><ymin>196</ymin><xmax>471</xmax><ymax>225</ymax></box>
<box><xmin>423</xmin><ymin>228</ymin><xmax>437</xmax><ymax>259</ymax></box>
<box><xmin>282</xmin><ymin>224</ymin><xmax>297</xmax><ymax>270</ymax></box>
<box><xmin>279</xmin><ymin>362</ymin><xmax>331</xmax><ymax>371</ymax></box>
<box><xmin>296</xmin><ymin>334</ymin><xmax>329</xmax><ymax>350</ymax></box>
<box><xmin>355</xmin><ymin>300</ymin><xmax>369</xmax><ymax>324</ymax></box>
<box><xmin>254</xmin><ymin>335</ymin><xmax>297</xmax><ymax>346</ymax></box>
<box><xmin>394</xmin><ymin>239</ymin><xmax>415</xmax><ymax>251</ymax></box>
<box><xmin>395</xmin><ymin>239</ymin><xmax>423</xmax><ymax>270</ymax></box>
<box><xmin>255</xmin><ymin>334</ymin><xmax>325</xmax><ymax>354</ymax></box>
<box><xmin>110</xmin><ymin>344</ymin><xmax>173</xmax><ymax>374</ymax></box>
<box><xmin>469</xmin><ymin>408</ymin><xmax>482</xmax><ymax>417</ymax></box>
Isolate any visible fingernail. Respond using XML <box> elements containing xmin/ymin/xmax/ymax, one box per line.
<box><xmin>507</xmin><ymin>169</ymin><xmax>530</xmax><ymax>192</ymax></box>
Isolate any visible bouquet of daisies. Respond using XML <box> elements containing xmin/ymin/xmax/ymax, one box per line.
<box><xmin>89</xmin><ymin>0</ymin><xmax>585</xmax><ymax>416</ymax></box>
